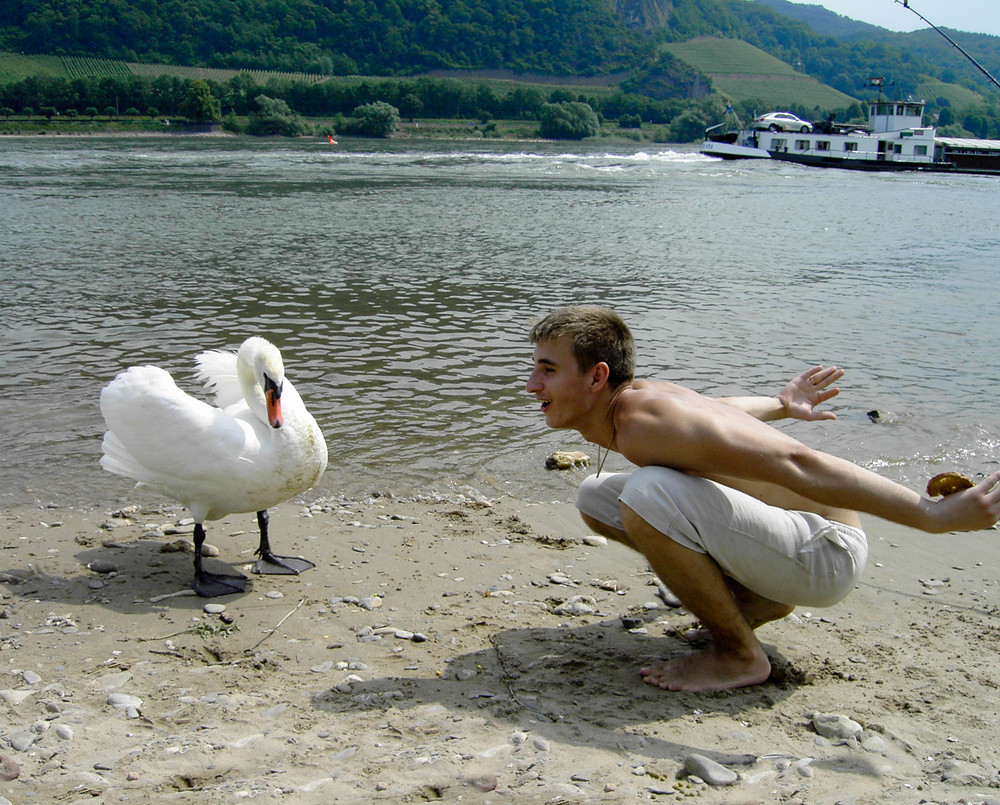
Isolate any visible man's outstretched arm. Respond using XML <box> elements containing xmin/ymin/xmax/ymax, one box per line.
<box><xmin>716</xmin><ymin>365</ymin><xmax>844</xmax><ymax>422</ymax></box>
<box><xmin>617</xmin><ymin>387</ymin><xmax>1000</xmax><ymax>535</ymax></box>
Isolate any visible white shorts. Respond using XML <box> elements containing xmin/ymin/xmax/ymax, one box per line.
<box><xmin>576</xmin><ymin>467</ymin><xmax>868</xmax><ymax>608</ymax></box>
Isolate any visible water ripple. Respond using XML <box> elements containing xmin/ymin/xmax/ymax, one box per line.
<box><xmin>2</xmin><ymin>137</ymin><xmax>998</xmax><ymax>507</ymax></box>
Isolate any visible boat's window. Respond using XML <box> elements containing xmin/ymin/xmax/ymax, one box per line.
<box><xmin>844</xmin><ymin>142</ymin><xmax>858</xmax><ymax>152</ymax></box>
<box><xmin>817</xmin><ymin>141</ymin><xmax>830</xmax><ymax>151</ymax></box>
<box><xmin>914</xmin><ymin>145</ymin><xmax>927</xmax><ymax>156</ymax></box>
<box><xmin>794</xmin><ymin>140</ymin><xmax>809</xmax><ymax>150</ymax></box>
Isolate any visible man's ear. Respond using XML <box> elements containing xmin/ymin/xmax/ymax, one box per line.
<box><xmin>589</xmin><ymin>361</ymin><xmax>610</xmax><ymax>391</ymax></box>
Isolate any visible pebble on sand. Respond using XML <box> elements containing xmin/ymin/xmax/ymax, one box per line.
<box><xmin>471</xmin><ymin>774</ymin><xmax>498</xmax><ymax>792</ymax></box>
<box><xmin>107</xmin><ymin>693</ymin><xmax>143</xmax><ymax>711</ymax></box>
<box><xmin>684</xmin><ymin>754</ymin><xmax>738</xmax><ymax>786</ymax></box>
<box><xmin>812</xmin><ymin>712</ymin><xmax>863</xmax><ymax>740</ymax></box>
<box><xmin>0</xmin><ymin>753</ymin><xmax>19</xmax><ymax>781</ymax></box>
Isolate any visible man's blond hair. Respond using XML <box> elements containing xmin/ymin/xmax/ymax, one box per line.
<box><xmin>529</xmin><ymin>305</ymin><xmax>635</xmax><ymax>387</ymax></box>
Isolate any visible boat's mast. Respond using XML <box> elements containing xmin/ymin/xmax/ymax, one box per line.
<box><xmin>894</xmin><ymin>0</ymin><xmax>1000</xmax><ymax>92</ymax></box>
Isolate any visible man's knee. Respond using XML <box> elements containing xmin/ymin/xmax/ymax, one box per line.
<box><xmin>580</xmin><ymin>511</ymin><xmax>628</xmax><ymax>543</ymax></box>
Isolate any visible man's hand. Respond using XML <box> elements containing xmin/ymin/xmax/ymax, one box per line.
<box><xmin>777</xmin><ymin>365</ymin><xmax>844</xmax><ymax>421</ymax></box>
<box><xmin>927</xmin><ymin>471</ymin><xmax>1000</xmax><ymax>533</ymax></box>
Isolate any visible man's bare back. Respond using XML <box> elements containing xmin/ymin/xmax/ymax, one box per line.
<box><xmin>625</xmin><ymin>380</ymin><xmax>861</xmax><ymax>527</ymax></box>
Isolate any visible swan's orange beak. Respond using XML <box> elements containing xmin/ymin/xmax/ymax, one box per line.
<box><xmin>264</xmin><ymin>375</ymin><xmax>283</xmax><ymax>429</ymax></box>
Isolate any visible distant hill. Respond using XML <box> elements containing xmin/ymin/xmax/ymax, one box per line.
<box><xmin>0</xmin><ymin>0</ymin><xmax>997</xmax><ymax>115</ymax></box>
<box><xmin>752</xmin><ymin>0</ymin><xmax>1000</xmax><ymax>97</ymax></box>
<box><xmin>663</xmin><ymin>37</ymin><xmax>859</xmax><ymax>108</ymax></box>
<box><xmin>881</xmin><ymin>27</ymin><xmax>1000</xmax><ymax>98</ymax></box>
<box><xmin>0</xmin><ymin>0</ymin><xmax>651</xmax><ymax>77</ymax></box>
<box><xmin>752</xmin><ymin>0</ymin><xmax>883</xmax><ymax>39</ymax></box>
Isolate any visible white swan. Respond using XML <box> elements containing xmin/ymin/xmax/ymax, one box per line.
<box><xmin>100</xmin><ymin>337</ymin><xmax>328</xmax><ymax>597</ymax></box>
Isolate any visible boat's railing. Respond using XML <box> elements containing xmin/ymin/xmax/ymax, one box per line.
<box><xmin>776</xmin><ymin>143</ymin><xmax>937</xmax><ymax>163</ymax></box>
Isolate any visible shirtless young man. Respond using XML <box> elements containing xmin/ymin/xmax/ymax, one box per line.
<box><xmin>526</xmin><ymin>305</ymin><xmax>1000</xmax><ymax>692</ymax></box>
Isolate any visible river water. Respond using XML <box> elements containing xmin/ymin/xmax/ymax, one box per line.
<box><xmin>2</xmin><ymin>135</ymin><xmax>998</xmax><ymax>512</ymax></box>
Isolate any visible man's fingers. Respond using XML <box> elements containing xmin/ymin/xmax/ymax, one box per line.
<box><xmin>981</xmin><ymin>470</ymin><xmax>1000</xmax><ymax>495</ymax></box>
<box><xmin>806</xmin><ymin>366</ymin><xmax>844</xmax><ymax>390</ymax></box>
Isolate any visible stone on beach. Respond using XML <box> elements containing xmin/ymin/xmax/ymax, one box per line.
<box><xmin>6</xmin><ymin>732</ymin><xmax>35</xmax><ymax>752</ymax></box>
<box><xmin>811</xmin><ymin>712</ymin><xmax>863</xmax><ymax>740</ymax></box>
<box><xmin>0</xmin><ymin>752</ymin><xmax>19</xmax><ymax>780</ymax></box>
<box><xmin>470</xmin><ymin>773</ymin><xmax>498</xmax><ymax>792</ymax></box>
<box><xmin>0</xmin><ymin>689</ymin><xmax>34</xmax><ymax>707</ymax></box>
<box><xmin>684</xmin><ymin>753</ymin><xmax>738</xmax><ymax>786</ymax></box>
<box><xmin>552</xmin><ymin>594</ymin><xmax>598</xmax><ymax>616</ymax></box>
<box><xmin>107</xmin><ymin>693</ymin><xmax>143</xmax><ymax>711</ymax></box>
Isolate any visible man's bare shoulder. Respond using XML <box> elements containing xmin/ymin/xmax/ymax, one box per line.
<box><xmin>621</xmin><ymin>381</ymin><xmax>708</xmax><ymax>410</ymax></box>
<box><xmin>613</xmin><ymin>383</ymin><xmax>726</xmax><ymax>470</ymax></box>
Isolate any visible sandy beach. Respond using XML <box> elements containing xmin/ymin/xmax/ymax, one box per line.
<box><xmin>2</xmin><ymin>488</ymin><xmax>1000</xmax><ymax>804</ymax></box>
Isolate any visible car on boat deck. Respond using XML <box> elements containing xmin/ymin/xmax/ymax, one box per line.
<box><xmin>751</xmin><ymin>112</ymin><xmax>813</xmax><ymax>133</ymax></box>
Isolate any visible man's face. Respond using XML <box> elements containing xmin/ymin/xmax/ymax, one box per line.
<box><xmin>525</xmin><ymin>336</ymin><xmax>590</xmax><ymax>430</ymax></box>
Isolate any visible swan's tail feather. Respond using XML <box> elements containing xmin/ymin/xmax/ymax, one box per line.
<box><xmin>100</xmin><ymin>430</ymin><xmax>152</xmax><ymax>484</ymax></box>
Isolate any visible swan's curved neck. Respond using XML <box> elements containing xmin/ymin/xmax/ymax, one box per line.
<box><xmin>238</xmin><ymin>356</ymin><xmax>269</xmax><ymax>423</ymax></box>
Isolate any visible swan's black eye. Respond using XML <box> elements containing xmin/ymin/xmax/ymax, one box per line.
<box><xmin>263</xmin><ymin>374</ymin><xmax>283</xmax><ymax>398</ymax></box>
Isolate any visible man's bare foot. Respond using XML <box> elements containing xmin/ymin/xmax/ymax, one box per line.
<box><xmin>678</xmin><ymin>625</ymin><xmax>711</xmax><ymax>644</ymax></box>
<box><xmin>640</xmin><ymin>645</ymin><xmax>772</xmax><ymax>692</ymax></box>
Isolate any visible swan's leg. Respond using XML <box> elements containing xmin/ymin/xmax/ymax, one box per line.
<box><xmin>252</xmin><ymin>509</ymin><xmax>315</xmax><ymax>575</ymax></box>
<box><xmin>192</xmin><ymin>522</ymin><xmax>247</xmax><ymax>597</ymax></box>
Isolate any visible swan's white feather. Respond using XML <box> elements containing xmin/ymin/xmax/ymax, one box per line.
<box><xmin>100</xmin><ymin>340</ymin><xmax>327</xmax><ymax>524</ymax></box>
<box><xmin>195</xmin><ymin>348</ymin><xmax>243</xmax><ymax>409</ymax></box>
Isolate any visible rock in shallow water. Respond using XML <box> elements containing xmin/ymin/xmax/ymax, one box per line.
<box><xmin>545</xmin><ymin>451</ymin><xmax>591</xmax><ymax>470</ymax></box>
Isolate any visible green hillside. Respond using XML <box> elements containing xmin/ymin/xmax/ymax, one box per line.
<box><xmin>2</xmin><ymin>0</ymin><xmax>997</xmax><ymax>139</ymax></box>
<box><xmin>0</xmin><ymin>52</ymin><xmax>66</xmax><ymax>80</ymax></box>
<box><xmin>915</xmin><ymin>76</ymin><xmax>985</xmax><ymax>109</ymax></box>
<box><xmin>663</xmin><ymin>37</ymin><xmax>859</xmax><ymax>108</ymax></box>
<box><xmin>0</xmin><ymin>0</ymin><xmax>649</xmax><ymax>77</ymax></box>
<box><xmin>0</xmin><ymin>52</ymin><xmax>620</xmax><ymax>101</ymax></box>
<box><xmin>2</xmin><ymin>0</ymin><xmax>995</xmax><ymax>102</ymax></box>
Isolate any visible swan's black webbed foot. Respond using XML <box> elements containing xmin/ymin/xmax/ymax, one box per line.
<box><xmin>252</xmin><ymin>508</ymin><xmax>314</xmax><ymax>575</ymax></box>
<box><xmin>194</xmin><ymin>569</ymin><xmax>248</xmax><ymax>597</ymax></box>
<box><xmin>192</xmin><ymin>521</ymin><xmax>247</xmax><ymax>597</ymax></box>
<box><xmin>252</xmin><ymin>553</ymin><xmax>315</xmax><ymax>575</ymax></box>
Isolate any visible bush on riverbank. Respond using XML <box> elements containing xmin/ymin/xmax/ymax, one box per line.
<box><xmin>0</xmin><ymin>109</ymin><xmax>705</xmax><ymax>144</ymax></box>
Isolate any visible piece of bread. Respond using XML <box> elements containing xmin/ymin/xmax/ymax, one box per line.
<box><xmin>926</xmin><ymin>471</ymin><xmax>975</xmax><ymax>497</ymax></box>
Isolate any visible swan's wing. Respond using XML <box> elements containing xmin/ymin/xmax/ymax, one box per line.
<box><xmin>100</xmin><ymin>365</ymin><xmax>257</xmax><ymax>493</ymax></box>
<box><xmin>195</xmin><ymin>348</ymin><xmax>243</xmax><ymax>409</ymax></box>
